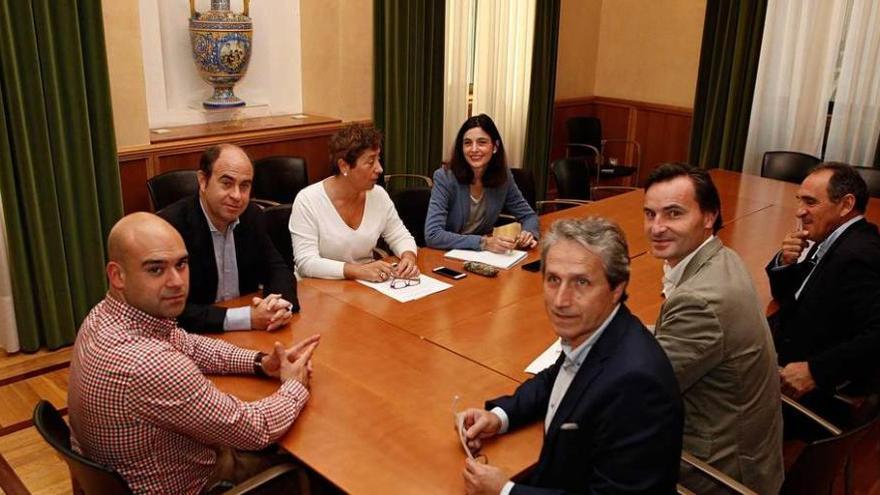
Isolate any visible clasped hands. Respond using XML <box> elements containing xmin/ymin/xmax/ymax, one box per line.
<box><xmin>354</xmin><ymin>251</ymin><xmax>420</xmax><ymax>283</ymax></box>
<box><xmin>456</xmin><ymin>408</ymin><xmax>511</xmax><ymax>495</ymax></box>
<box><xmin>260</xmin><ymin>334</ymin><xmax>320</xmax><ymax>388</ymax></box>
<box><xmin>251</xmin><ymin>293</ymin><xmax>295</xmax><ymax>331</ymax></box>
<box><xmin>483</xmin><ymin>231</ymin><xmax>537</xmax><ymax>254</ymax></box>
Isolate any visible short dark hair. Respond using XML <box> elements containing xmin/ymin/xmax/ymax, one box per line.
<box><xmin>198</xmin><ymin>144</ymin><xmax>252</xmax><ymax>177</ymax></box>
<box><xmin>645</xmin><ymin>162</ymin><xmax>723</xmax><ymax>233</ymax></box>
<box><xmin>448</xmin><ymin>114</ymin><xmax>508</xmax><ymax>188</ymax></box>
<box><xmin>810</xmin><ymin>162</ymin><xmax>869</xmax><ymax>213</ymax></box>
<box><xmin>328</xmin><ymin>123</ymin><xmax>383</xmax><ymax>175</ymax></box>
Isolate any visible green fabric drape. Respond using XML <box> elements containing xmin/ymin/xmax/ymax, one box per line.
<box><xmin>374</xmin><ymin>0</ymin><xmax>446</xmax><ymax>178</ymax></box>
<box><xmin>688</xmin><ymin>0</ymin><xmax>768</xmax><ymax>171</ymax></box>
<box><xmin>0</xmin><ymin>0</ymin><xmax>123</xmax><ymax>351</ymax></box>
<box><xmin>522</xmin><ymin>0</ymin><xmax>561</xmax><ymax>200</ymax></box>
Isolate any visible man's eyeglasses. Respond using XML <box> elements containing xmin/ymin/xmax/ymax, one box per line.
<box><xmin>390</xmin><ymin>276</ymin><xmax>421</xmax><ymax>290</ymax></box>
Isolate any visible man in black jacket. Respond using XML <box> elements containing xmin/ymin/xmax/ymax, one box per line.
<box><xmin>767</xmin><ymin>163</ymin><xmax>880</xmax><ymax>407</ymax></box>
<box><xmin>159</xmin><ymin>144</ymin><xmax>297</xmax><ymax>333</ymax></box>
<box><xmin>459</xmin><ymin>218</ymin><xmax>682</xmax><ymax>495</ymax></box>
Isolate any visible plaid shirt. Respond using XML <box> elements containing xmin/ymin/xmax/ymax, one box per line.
<box><xmin>68</xmin><ymin>294</ymin><xmax>309</xmax><ymax>494</ymax></box>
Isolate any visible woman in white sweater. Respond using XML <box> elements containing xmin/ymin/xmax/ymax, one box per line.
<box><xmin>289</xmin><ymin>124</ymin><xmax>419</xmax><ymax>281</ymax></box>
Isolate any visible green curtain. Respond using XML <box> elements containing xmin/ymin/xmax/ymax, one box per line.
<box><xmin>374</xmin><ymin>0</ymin><xmax>446</xmax><ymax>178</ymax></box>
<box><xmin>0</xmin><ymin>0</ymin><xmax>123</xmax><ymax>351</ymax></box>
<box><xmin>688</xmin><ymin>0</ymin><xmax>768</xmax><ymax>171</ymax></box>
<box><xmin>522</xmin><ymin>0</ymin><xmax>561</xmax><ymax>200</ymax></box>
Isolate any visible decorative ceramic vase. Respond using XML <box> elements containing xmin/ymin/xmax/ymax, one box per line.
<box><xmin>188</xmin><ymin>0</ymin><xmax>253</xmax><ymax>108</ymax></box>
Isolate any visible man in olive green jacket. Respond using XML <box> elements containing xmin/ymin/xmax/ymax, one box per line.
<box><xmin>643</xmin><ymin>163</ymin><xmax>783</xmax><ymax>494</ymax></box>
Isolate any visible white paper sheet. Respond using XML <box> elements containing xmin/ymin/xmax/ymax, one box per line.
<box><xmin>356</xmin><ymin>274</ymin><xmax>453</xmax><ymax>303</ymax></box>
<box><xmin>444</xmin><ymin>249</ymin><xmax>527</xmax><ymax>269</ymax></box>
<box><xmin>525</xmin><ymin>338</ymin><xmax>562</xmax><ymax>374</ymax></box>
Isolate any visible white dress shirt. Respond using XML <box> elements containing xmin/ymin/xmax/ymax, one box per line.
<box><xmin>199</xmin><ymin>199</ymin><xmax>251</xmax><ymax>331</ymax></box>
<box><xmin>661</xmin><ymin>235</ymin><xmax>715</xmax><ymax>298</ymax></box>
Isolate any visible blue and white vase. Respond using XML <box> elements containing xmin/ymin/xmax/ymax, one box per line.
<box><xmin>188</xmin><ymin>0</ymin><xmax>253</xmax><ymax>109</ymax></box>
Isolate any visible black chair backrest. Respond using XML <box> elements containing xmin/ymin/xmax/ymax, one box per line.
<box><xmin>551</xmin><ymin>158</ymin><xmax>591</xmax><ymax>201</ymax></box>
<box><xmin>33</xmin><ymin>400</ymin><xmax>133</xmax><ymax>494</ymax></box>
<box><xmin>761</xmin><ymin>151</ymin><xmax>820</xmax><ymax>184</ymax></box>
<box><xmin>510</xmin><ymin>168</ymin><xmax>537</xmax><ymax>210</ymax></box>
<box><xmin>262</xmin><ymin>203</ymin><xmax>294</xmax><ymax>270</ymax></box>
<box><xmin>854</xmin><ymin>166</ymin><xmax>880</xmax><ymax>198</ymax></box>
<box><xmin>253</xmin><ymin>156</ymin><xmax>309</xmax><ymax>204</ymax></box>
<box><xmin>146</xmin><ymin>170</ymin><xmax>199</xmax><ymax>212</ymax></box>
<box><xmin>566</xmin><ymin>116</ymin><xmax>602</xmax><ymax>150</ymax></box>
<box><xmin>781</xmin><ymin>411</ymin><xmax>879</xmax><ymax>495</ymax></box>
<box><xmin>391</xmin><ymin>187</ymin><xmax>432</xmax><ymax>247</ymax></box>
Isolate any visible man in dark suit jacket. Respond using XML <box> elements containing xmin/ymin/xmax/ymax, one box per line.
<box><xmin>767</xmin><ymin>163</ymin><xmax>880</xmax><ymax>407</ymax></box>
<box><xmin>159</xmin><ymin>144</ymin><xmax>297</xmax><ymax>333</ymax></box>
<box><xmin>460</xmin><ymin>217</ymin><xmax>683</xmax><ymax>495</ymax></box>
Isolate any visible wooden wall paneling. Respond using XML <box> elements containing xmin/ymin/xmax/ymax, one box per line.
<box><xmin>116</xmin><ymin>119</ymin><xmax>350</xmax><ymax>213</ymax></box>
<box><xmin>633</xmin><ymin>107</ymin><xmax>692</xmax><ymax>185</ymax></box>
<box><xmin>118</xmin><ymin>156</ymin><xmax>151</xmax><ymax>213</ymax></box>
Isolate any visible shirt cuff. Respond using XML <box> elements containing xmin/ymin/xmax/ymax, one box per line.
<box><xmin>768</xmin><ymin>251</ymin><xmax>787</xmax><ymax>270</ymax></box>
<box><xmin>490</xmin><ymin>407</ymin><xmax>509</xmax><ymax>434</ymax></box>
<box><xmin>500</xmin><ymin>481</ymin><xmax>515</xmax><ymax>495</ymax></box>
<box><xmin>223</xmin><ymin>306</ymin><xmax>252</xmax><ymax>331</ymax></box>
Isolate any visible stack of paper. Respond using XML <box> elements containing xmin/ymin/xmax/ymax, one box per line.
<box><xmin>356</xmin><ymin>274</ymin><xmax>453</xmax><ymax>303</ymax></box>
<box><xmin>525</xmin><ymin>338</ymin><xmax>562</xmax><ymax>374</ymax></box>
<box><xmin>444</xmin><ymin>249</ymin><xmax>527</xmax><ymax>269</ymax></box>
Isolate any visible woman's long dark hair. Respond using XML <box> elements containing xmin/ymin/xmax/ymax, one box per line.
<box><xmin>448</xmin><ymin>114</ymin><xmax>508</xmax><ymax>188</ymax></box>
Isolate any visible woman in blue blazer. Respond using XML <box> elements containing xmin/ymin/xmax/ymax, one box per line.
<box><xmin>425</xmin><ymin>114</ymin><xmax>539</xmax><ymax>252</ymax></box>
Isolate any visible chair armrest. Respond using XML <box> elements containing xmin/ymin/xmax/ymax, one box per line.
<box><xmin>251</xmin><ymin>198</ymin><xmax>281</xmax><ymax>209</ymax></box>
<box><xmin>782</xmin><ymin>394</ymin><xmax>843</xmax><ymax>435</ymax></box>
<box><xmin>600</xmin><ymin>139</ymin><xmax>642</xmax><ymax>165</ymax></box>
<box><xmin>564</xmin><ymin>143</ymin><xmax>601</xmax><ymax>160</ymax></box>
<box><xmin>676</xmin><ymin>484</ymin><xmax>697</xmax><ymax>495</ymax></box>
<box><xmin>222</xmin><ymin>462</ymin><xmax>303</xmax><ymax>495</ymax></box>
<box><xmin>680</xmin><ymin>451</ymin><xmax>759</xmax><ymax>495</ymax></box>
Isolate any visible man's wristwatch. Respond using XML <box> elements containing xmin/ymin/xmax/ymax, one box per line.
<box><xmin>480</xmin><ymin>235</ymin><xmax>488</xmax><ymax>251</ymax></box>
<box><xmin>253</xmin><ymin>352</ymin><xmax>269</xmax><ymax>377</ymax></box>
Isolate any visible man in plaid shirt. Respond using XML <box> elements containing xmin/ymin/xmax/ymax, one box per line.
<box><xmin>68</xmin><ymin>212</ymin><xmax>319</xmax><ymax>494</ymax></box>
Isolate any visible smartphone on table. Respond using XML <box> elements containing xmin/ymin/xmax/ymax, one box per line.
<box><xmin>433</xmin><ymin>266</ymin><xmax>467</xmax><ymax>280</ymax></box>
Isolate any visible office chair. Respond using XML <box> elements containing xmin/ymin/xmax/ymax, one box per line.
<box><xmin>391</xmin><ymin>186</ymin><xmax>432</xmax><ymax>247</ymax></box>
<box><xmin>509</xmin><ymin>167</ymin><xmax>537</xmax><ymax>210</ymax></box>
<box><xmin>551</xmin><ymin>158</ymin><xmax>592</xmax><ymax>202</ymax></box>
<box><xmin>33</xmin><ymin>400</ymin><xmax>134</xmax><ymax>494</ymax></box>
<box><xmin>262</xmin><ymin>203</ymin><xmax>294</xmax><ymax>270</ymax></box>
<box><xmin>565</xmin><ymin>117</ymin><xmax>602</xmax><ymax>160</ymax></box>
<box><xmin>146</xmin><ymin>170</ymin><xmax>199</xmax><ymax>211</ymax></box>
<box><xmin>761</xmin><ymin>151</ymin><xmax>821</xmax><ymax>184</ymax></box>
<box><xmin>676</xmin><ymin>395</ymin><xmax>880</xmax><ymax>495</ymax></box>
<box><xmin>854</xmin><ymin>166</ymin><xmax>880</xmax><ymax>198</ymax></box>
<box><xmin>253</xmin><ymin>156</ymin><xmax>309</xmax><ymax>204</ymax></box>
<box><xmin>33</xmin><ymin>400</ymin><xmax>303</xmax><ymax>495</ymax></box>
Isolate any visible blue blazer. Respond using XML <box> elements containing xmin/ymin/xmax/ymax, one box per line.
<box><xmin>488</xmin><ymin>305</ymin><xmax>683</xmax><ymax>495</ymax></box>
<box><xmin>424</xmin><ymin>167</ymin><xmax>539</xmax><ymax>250</ymax></box>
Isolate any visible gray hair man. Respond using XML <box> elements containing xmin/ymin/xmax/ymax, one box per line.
<box><xmin>459</xmin><ymin>217</ymin><xmax>683</xmax><ymax>495</ymax></box>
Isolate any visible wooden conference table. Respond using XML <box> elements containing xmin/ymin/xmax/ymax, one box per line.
<box><xmin>212</xmin><ymin>169</ymin><xmax>880</xmax><ymax>494</ymax></box>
